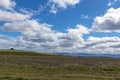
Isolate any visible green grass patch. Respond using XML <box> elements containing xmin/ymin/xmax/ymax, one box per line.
<box><xmin>0</xmin><ymin>50</ymin><xmax>120</xmax><ymax>80</ymax></box>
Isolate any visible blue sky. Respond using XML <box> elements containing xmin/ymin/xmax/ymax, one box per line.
<box><xmin>0</xmin><ymin>0</ymin><xmax>120</xmax><ymax>54</ymax></box>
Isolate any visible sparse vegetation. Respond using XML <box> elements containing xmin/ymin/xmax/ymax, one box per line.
<box><xmin>0</xmin><ymin>50</ymin><xmax>120</xmax><ymax>80</ymax></box>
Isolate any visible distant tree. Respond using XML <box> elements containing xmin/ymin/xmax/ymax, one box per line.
<box><xmin>10</xmin><ymin>48</ymin><xmax>14</xmax><ymax>50</ymax></box>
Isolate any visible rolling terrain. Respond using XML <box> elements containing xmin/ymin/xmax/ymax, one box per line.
<box><xmin>0</xmin><ymin>50</ymin><xmax>120</xmax><ymax>80</ymax></box>
<box><xmin>56</xmin><ymin>53</ymin><xmax>120</xmax><ymax>58</ymax></box>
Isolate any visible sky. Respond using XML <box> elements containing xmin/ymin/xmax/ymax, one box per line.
<box><xmin>0</xmin><ymin>0</ymin><xmax>120</xmax><ymax>54</ymax></box>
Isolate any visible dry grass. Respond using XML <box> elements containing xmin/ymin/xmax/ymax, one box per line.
<box><xmin>0</xmin><ymin>50</ymin><xmax>120</xmax><ymax>80</ymax></box>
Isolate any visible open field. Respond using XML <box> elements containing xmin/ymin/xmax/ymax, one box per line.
<box><xmin>0</xmin><ymin>50</ymin><xmax>120</xmax><ymax>80</ymax></box>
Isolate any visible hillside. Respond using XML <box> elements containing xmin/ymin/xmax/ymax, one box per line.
<box><xmin>56</xmin><ymin>52</ymin><xmax>120</xmax><ymax>58</ymax></box>
<box><xmin>0</xmin><ymin>50</ymin><xmax>120</xmax><ymax>80</ymax></box>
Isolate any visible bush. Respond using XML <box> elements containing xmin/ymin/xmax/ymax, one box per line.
<box><xmin>10</xmin><ymin>48</ymin><xmax>14</xmax><ymax>50</ymax></box>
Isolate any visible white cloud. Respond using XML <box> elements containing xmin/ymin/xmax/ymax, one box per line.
<box><xmin>2</xmin><ymin>20</ymin><xmax>41</xmax><ymax>33</ymax></box>
<box><xmin>2</xmin><ymin>19</ymin><xmax>120</xmax><ymax>54</ymax></box>
<box><xmin>107</xmin><ymin>2</ymin><xmax>113</xmax><ymax>7</ymax></box>
<box><xmin>92</xmin><ymin>7</ymin><xmax>120</xmax><ymax>32</ymax></box>
<box><xmin>0</xmin><ymin>0</ymin><xmax>16</xmax><ymax>10</ymax></box>
<box><xmin>107</xmin><ymin>0</ymin><xmax>120</xmax><ymax>7</ymax></box>
<box><xmin>2</xmin><ymin>20</ymin><xmax>63</xmax><ymax>44</ymax></box>
<box><xmin>0</xmin><ymin>34</ymin><xmax>16</xmax><ymax>49</ymax></box>
<box><xmin>80</xmin><ymin>15</ymin><xmax>90</xmax><ymax>19</ymax></box>
<box><xmin>49</xmin><ymin>0</ymin><xmax>80</xmax><ymax>9</ymax></box>
<box><xmin>65</xmin><ymin>24</ymin><xmax>89</xmax><ymax>41</ymax></box>
<box><xmin>1</xmin><ymin>0</ymin><xmax>120</xmax><ymax>54</ymax></box>
<box><xmin>59</xmin><ymin>24</ymin><xmax>89</xmax><ymax>51</ymax></box>
<box><xmin>49</xmin><ymin>4</ymin><xmax>57</xmax><ymax>14</ymax></box>
<box><xmin>82</xmin><ymin>36</ymin><xmax>120</xmax><ymax>54</ymax></box>
<box><xmin>0</xmin><ymin>10</ymin><xmax>31</xmax><ymax>22</ymax></box>
<box><xmin>48</xmin><ymin>0</ymin><xmax>80</xmax><ymax>14</ymax></box>
<box><xmin>2</xmin><ymin>22</ymin><xmax>89</xmax><ymax>52</ymax></box>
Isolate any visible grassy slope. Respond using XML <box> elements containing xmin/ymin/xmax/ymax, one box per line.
<box><xmin>0</xmin><ymin>50</ymin><xmax>120</xmax><ymax>80</ymax></box>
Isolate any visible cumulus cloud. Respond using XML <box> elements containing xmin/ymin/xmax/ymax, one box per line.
<box><xmin>2</xmin><ymin>20</ymin><xmax>61</xmax><ymax>52</ymax></box>
<box><xmin>61</xmin><ymin>25</ymin><xmax>89</xmax><ymax>41</ymax></box>
<box><xmin>0</xmin><ymin>34</ymin><xmax>16</xmax><ymax>49</ymax></box>
<box><xmin>82</xmin><ymin>37</ymin><xmax>120</xmax><ymax>54</ymax></box>
<box><xmin>57</xmin><ymin>24</ymin><xmax>89</xmax><ymax>52</ymax></box>
<box><xmin>0</xmin><ymin>10</ymin><xmax>31</xmax><ymax>22</ymax></box>
<box><xmin>2</xmin><ymin>20</ymin><xmax>41</xmax><ymax>33</ymax></box>
<box><xmin>48</xmin><ymin>0</ymin><xmax>80</xmax><ymax>14</ymax></box>
<box><xmin>1</xmin><ymin>0</ymin><xmax>120</xmax><ymax>54</ymax></box>
<box><xmin>92</xmin><ymin>7</ymin><xmax>120</xmax><ymax>32</ymax></box>
<box><xmin>2</xmin><ymin>17</ymin><xmax>120</xmax><ymax>54</ymax></box>
<box><xmin>0</xmin><ymin>39</ymin><xmax>10</xmax><ymax>49</ymax></box>
<box><xmin>49</xmin><ymin>0</ymin><xmax>80</xmax><ymax>9</ymax></box>
<box><xmin>1</xmin><ymin>21</ymin><xmax>89</xmax><ymax>52</ymax></box>
<box><xmin>2</xmin><ymin>20</ymin><xmax>62</xmax><ymax>43</ymax></box>
<box><xmin>0</xmin><ymin>0</ymin><xmax>16</xmax><ymax>10</ymax></box>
